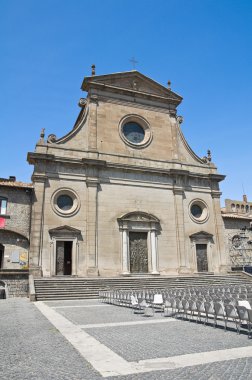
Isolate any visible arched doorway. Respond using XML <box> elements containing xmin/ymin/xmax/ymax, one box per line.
<box><xmin>118</xmin><ymin>212</ymin><xmax>160</xmax><ymax>275</ymax></box>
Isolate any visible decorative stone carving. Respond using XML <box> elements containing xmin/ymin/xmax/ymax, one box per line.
<box><xmin>47</xmin><ymin>134</ymin><xmax>57</xmax><ymax>143</ymax></box>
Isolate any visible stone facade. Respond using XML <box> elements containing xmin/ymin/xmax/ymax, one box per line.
<box><xmin>27</xmin><ymin>70</ymin><xmax>228</xmax><ymax>278</ymax></box>
<box><xmin>0</xmin><ymin>177</ymin><xmax>32</xmax><ymax>270</ymax></box>
<box><xmin>222</xmin><ymin>196</ymin><xmax>252</xmax><ymax>268</ymax></box>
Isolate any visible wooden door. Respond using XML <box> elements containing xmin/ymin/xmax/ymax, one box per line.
<box><xmin>129</xmin><ymin>232</ymin><xmax>148</xmax><ymax>273</ymax></box>
<box><xmin>196</xmin><ymin>244</ymin><xmax>208</xmax><ymax>272</ymax></box>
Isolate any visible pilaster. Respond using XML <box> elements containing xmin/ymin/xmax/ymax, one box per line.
<box><xmin>86</xmin><ymin>178</ymin><xmax>99</xmax><ymax>276</ymax></box>
<box><xmin>88</xmin><ymin>96</ymin><xmax>98</xmax><ymax>151</ymax></box>
<box><xmin>173</xmin><ymin>187</ymin><xmax>190</xmax><ymax>273</ymax></box>
<box><xmin>29</xmin><ymin>174</ymin><xmax>47</xmax><ymax>277</ymax></box>
<box><xmin>211</xmin><ymin>191</ymin><xmax>229</xmax><ymax>272</ymax></box>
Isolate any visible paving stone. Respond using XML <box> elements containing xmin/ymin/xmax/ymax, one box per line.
<box><xmin>1</xmin><ymin>299</ymin><xmax>252</xmax><ymax>380</ymax></box>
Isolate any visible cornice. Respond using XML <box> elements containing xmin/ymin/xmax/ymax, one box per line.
<box><xmin>88</xmin><ymin>82</ymin><xmax>180</xmax><ymax>106</ymax></box>
<box><xmin>31</xmin><ymin>174</ymin><xmax>48</xmax><ymax>183</ymax></box>
<box><xmin>27</xmin><ymin>152</ymin><xmax>55</xmax><ymax>164</ymax></box>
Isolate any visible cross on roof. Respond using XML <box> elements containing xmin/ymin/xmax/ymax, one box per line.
<box><xmin>129</xmin><ymin>57</ymin><xmax>138</xmax><ymax>69</ymax></box>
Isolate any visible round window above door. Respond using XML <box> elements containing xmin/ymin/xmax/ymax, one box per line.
<box><xmin>51</xmin><ymin>188</ymin><xmax>80</xmax><ymax>217</ymax></box>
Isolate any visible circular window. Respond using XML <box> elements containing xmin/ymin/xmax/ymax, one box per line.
<box><xmin>57</xmin><ymin>195</ymin><xmax>73</xmax><ymax>211</ymax></box>
<box><xmin>122</xmin><ymin>122</ymin><xmax>145</xmax><ymax>144</ymax></box>
<box><xmin>189</xmin><ymin>199</ymin><xmax>209</xmax><ymax>224</ymax></box>
<box><xmin>191</xmin><ymin>204</ymin><xmax>203</xmax><ymax>218</ymax></box>
<box><xmin>119</xmin><ymin>115</ymin><xmax>152</xmax><ymax>148</ymax></box>
<box><xmin>52</xmin><ymin>189</ymin><xmax>80</xmax><ymax>217</ymax></box>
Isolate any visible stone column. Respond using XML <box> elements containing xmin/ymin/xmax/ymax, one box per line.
<box><xmin>29</xmin><ymin>174</ymin><xmax>47</xmax><ymax>277</ymax></box>
<box><xmin>122</xmin><ymin>227</ymin><xmax>130</xmax><ymax>275</ymax></box>
<box><xmin>212</xmin><ymin>191</ymin><xmax>229</xmax><ymax>272</ymax></box>
<box><xmin>86</xmin><ymin>178</ymin><xmax>99</xmax><ymax>276</ymax></box>
<box><xmin>173</xmin><ymin>187</ymin><xmax>190</xmax><ymax>273</ymax></box>
<box><xmin>150</xmin><ymin>225</ymin><xmax>159</xmax><ymax>274</ymax></box>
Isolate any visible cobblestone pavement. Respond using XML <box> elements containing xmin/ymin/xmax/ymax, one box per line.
<box><xmin>1</xmin><ymin>298</ymin><xmax>252</xmax><ymax>379</ymax></box>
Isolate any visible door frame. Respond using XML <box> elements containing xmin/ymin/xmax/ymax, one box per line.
<box><xmin>118</xmin><ymin>212</ymin><xmax>160</xmax><ymax>275</ymax></box>
<box><xmin>49</xmin><ymin>226</ymin><xmax>82</xmax><ymax>277</ymax></box>
<box><xmin>190</xmin><ymin>231</ymin><xmax>214</xmax><ymax>273</ymax></box>
<box><xmin>129</xmin><ymin>231</ymin><xmax>149</xmax><ymax>274</ymax></box>
<box><xmin>55</xmin><ymin>240</ymin><xmax>73</xmax><ymax>276</ymax></box>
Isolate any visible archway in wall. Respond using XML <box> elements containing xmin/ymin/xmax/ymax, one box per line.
<box><xmin>118</xmin><ymin>212</ymin><xmax>160</xmax><ymax>275</ymax></box>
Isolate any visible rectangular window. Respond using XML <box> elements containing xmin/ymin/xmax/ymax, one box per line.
<box><xmin>0</xmin><ymin>199</ymin><xmax>7</xmax><ymax>215</ymax></box>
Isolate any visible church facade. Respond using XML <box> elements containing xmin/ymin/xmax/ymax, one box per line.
<box><xmin>27</xmin><ymin>69</ymin><xmax>228</xmax><ymax>278</ymax></box>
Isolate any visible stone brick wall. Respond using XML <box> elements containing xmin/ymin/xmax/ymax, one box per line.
<box><xmin>0</xmin><ymin>186</ymin><xmax>32</xmax><ymax>237</ymax></box>
<box><xmin>0</xmin><ymin>185</ymin><xmax>32</xmax><ymax>270</ymax></box>
<box><xmin>223</xmin><ymin>217</ymin><xmax>252</xmax><ymax>266</ymax></box>
<box><xmin>0</xmin><ymin>271</ymin><xmax>29</xmax><ymax>297</ymax></box>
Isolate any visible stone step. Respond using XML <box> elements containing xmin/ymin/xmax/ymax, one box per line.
<box><xmin>33</xmin><ymin>273</ymin><xmax>252</xmax><ymax>301</ymax></box>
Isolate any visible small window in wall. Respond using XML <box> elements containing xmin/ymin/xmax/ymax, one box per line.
<box><xmin>0</xmin><ymin>198</ymin><xmax>7</xmax><ymax>215</ymax></box>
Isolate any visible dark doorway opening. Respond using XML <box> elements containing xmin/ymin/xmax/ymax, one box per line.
<box><xmin>56</xmin><ymin>241</ymin><xmax>72</xmax><ymax>275</ymax></box>
<box><xmin>129</xmin><ymin>232</ymin><xmax>148</xmax><ymax>273</ymax></box>
<box><xmin>0</xmin><ymin>245</ymin><xmax>4</xmax><ymax>269</ymax></box>
<box><xmin>196</xmin><ymin>244</ymin><xmax>208</xmax><ymax>272</ymax></box>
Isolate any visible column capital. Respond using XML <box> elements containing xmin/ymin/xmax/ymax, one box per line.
<box><xmin>173</xmin><ymin>187</ymin><xmax>184</xmax><ymax>195</ymax></box>
<box><xmin>86</xmin><ymin>178</ymin><xmax>99</xmax><ymax>187</ymax></box>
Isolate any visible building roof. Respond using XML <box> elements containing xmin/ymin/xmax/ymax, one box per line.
<box><xmin>221</xmin><ymin>211</ymin><xmax>252</xmax><ymax>220</ymax></box>
<box><xmin>0</xmin><ymin>177</ymin><xmax>33</xmax><ymax>189</ymax></box>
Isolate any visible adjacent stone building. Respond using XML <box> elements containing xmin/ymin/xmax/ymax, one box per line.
<box><xmin>0</xmin><ymin>176</ymin><xmax>32</xmax><ymax>270</ymax></box>
<box><xmin>222</xmin><ymin>196</ymin><xmax>252</xmax><ymax>268</ymax></box>
<box><xmin>27</xmin><ymin>69</ymin><xmax>228</xmax><ymax>278</ymax></box>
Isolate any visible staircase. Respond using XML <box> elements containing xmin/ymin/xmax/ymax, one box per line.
<box><xmin>33</xmin><ymin>273</ymin><xmax>252</xmax><ymax>301</ymax></box>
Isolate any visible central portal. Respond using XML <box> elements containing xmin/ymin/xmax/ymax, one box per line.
<box><xmin>196</xmin><ymin>244</ymin><xmax>208</xmax><ymax>272</ymax></box>
<box><xmin>129</xmin><ymin>232</ymin><xmax>148</xmax><ymax>273</ymax></box>
<box><xmin>56</xmin><ymin>241</ymin><xmax>72</xmax><ymax>275</ymax></box>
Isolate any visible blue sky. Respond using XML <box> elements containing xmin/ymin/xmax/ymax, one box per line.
<box><xmin>1</xmin><ymin>0</ymin><xmax>252</xmax><ymax>205</ymax></box>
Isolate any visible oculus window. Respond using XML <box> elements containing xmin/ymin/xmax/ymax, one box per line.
<box><xmin>189</xmin><ymin>199</ymin><xmax>209</xmax><ymax>224</ymax></box>
<box><xmin>119</xmin><ymin>115</ymin><xmax>152</xmax><ymax>148</ymax></box>
<box><xmin>52</xmin><ymin>189</ymin><xmax>80</xmax><ymax>217</ymax></box>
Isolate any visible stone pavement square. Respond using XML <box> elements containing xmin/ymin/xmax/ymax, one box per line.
<box><xmin>1</xmin><ymin>298</ymin><xmax>252</xmax><ymax>379</ymax></box>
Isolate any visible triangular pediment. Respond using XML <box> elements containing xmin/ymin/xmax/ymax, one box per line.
<box><xmin>49</xmin><ymin>225</ymin><xmax>82</xmax><ymax>235</ymax></box>
<box><xmin>82</xmin><ymin>71</ymin><xmax>182</xmax><ymax>104</ymax></box>
<box><xmin>190</xmin><ymin>231</ymin><xmax>213</xmax><ymax>240</ymax></box>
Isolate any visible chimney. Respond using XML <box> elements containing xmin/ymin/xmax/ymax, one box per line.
<box><xmin>243</xmin><ymin>194</ymin><xmax>248</xmax><ymax>203</ymax></box>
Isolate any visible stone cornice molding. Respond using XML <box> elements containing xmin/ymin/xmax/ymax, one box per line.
<box><xmin>86</xmin><ymin>178</ymin><xmax>99</xmax><ymax>187</ymax></box>
<box><xmin>82</xmin><ymin>158</ymin><xmax>107</xmax><ymax>167</ymax></box>
<box><xmin>27</xmin><ymin>152</ymin><xmax>55</xmax><ymax>165</ymax></box>
<box><xmin>173</xmin><ymin>187</ymin><xmax>184</xmax><ymax>195</ymax></box>
<box><xmin>211</xmin><ymin>191</ymin><xmax>222</xmax><ymax>199</ymax></box>
<box><xmin>92</xmin><ymin>96</ymin><xmax>177</xmax><ymax>115</ymax></box>
<box><xmin>87</xmin><ymin>82</ymin><xmax>180</xmax><ymax>106</ymax></box>
<box><xmin>31</xmin><ymin>174</ymin><xmax>48</xmax><ymax>183</ymax></box>
<box><xmin>209</xmin><ymin>174</ymin><xmax>226</xmax><ymax>182</ymax></box>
